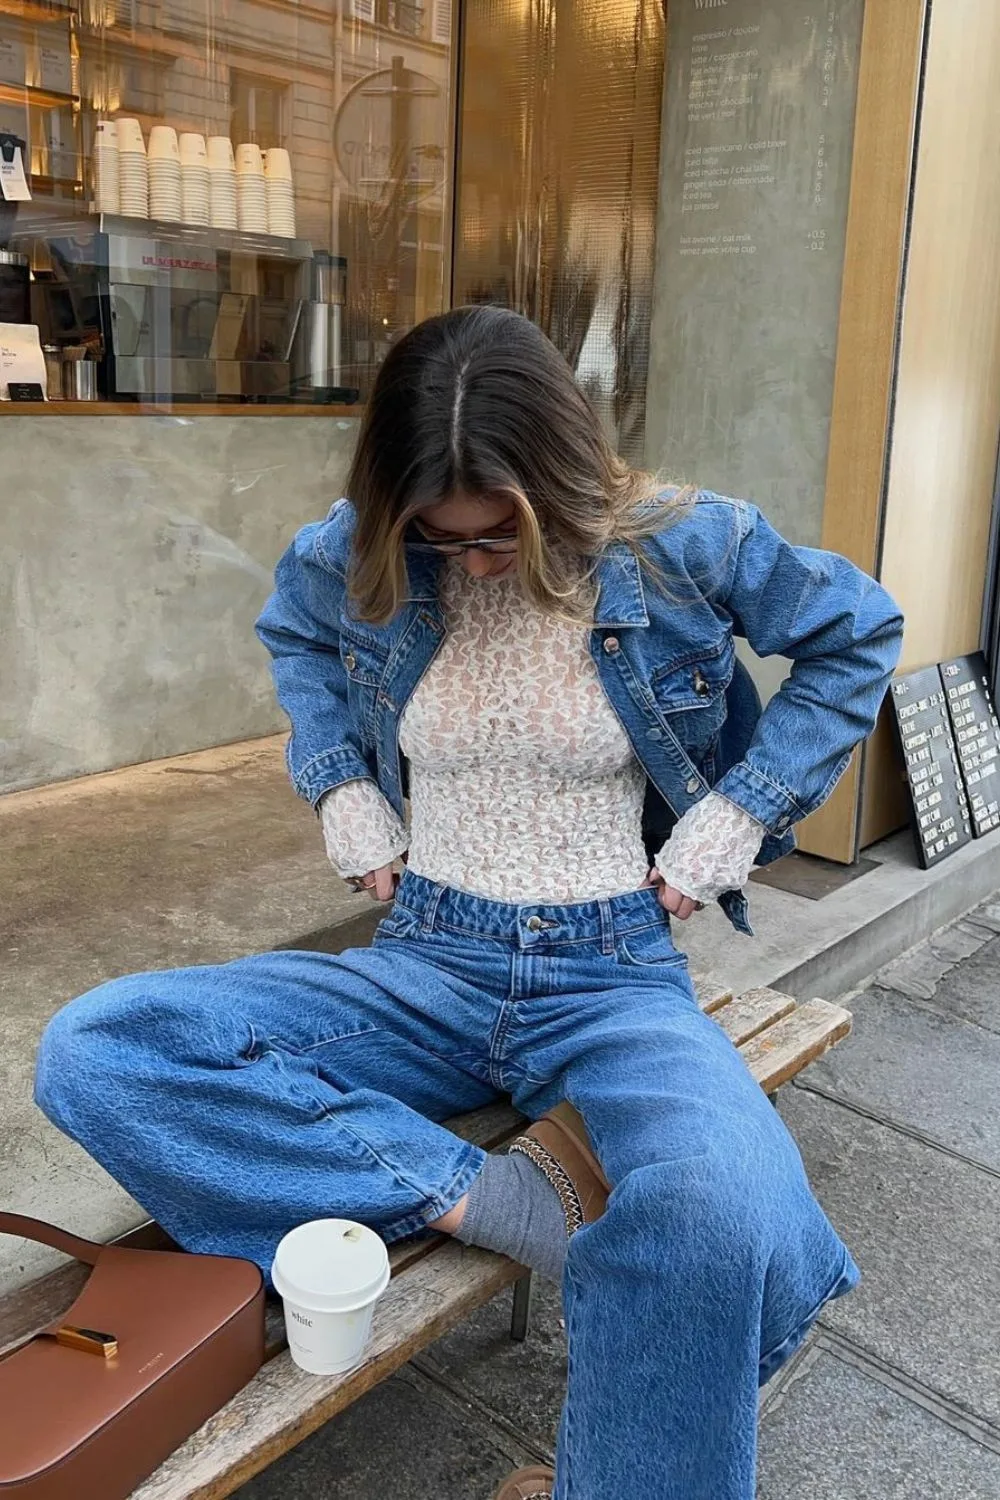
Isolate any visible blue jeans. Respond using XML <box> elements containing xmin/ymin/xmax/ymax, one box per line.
<box><xmin>35</xmin><ymin>869</ymin><xmax>857</xmax><ymax>1500</ymax></box>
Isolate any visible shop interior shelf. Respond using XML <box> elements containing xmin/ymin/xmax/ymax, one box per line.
<box><xmin>0</xmin><ymin>81</ymin><xmax>80</xmax><ymax>109</ymax></box>
<box><xmin>0</xmin><ymin>401</ymin><xmax>367</xmax><ymax>417</ymax></box>
<box><xmin>0</xmin><ymin>0</ymin><xmax>74</xmax><ymax>23</ymax></box>
<box><xmin>30</xmin><ymin>173</ymin><xmax>83</xmax><ymax>188</ymax></box>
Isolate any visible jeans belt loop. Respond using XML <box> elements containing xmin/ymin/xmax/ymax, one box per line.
<box><xmin>598</xmin><ymin>898</ymin><xmax>615</xmax><ymax>956</ymax></box>
<box><xmin>422</xmin><ymin>882</ymin><xmax>446</xmax><ymax>934</ymax></box>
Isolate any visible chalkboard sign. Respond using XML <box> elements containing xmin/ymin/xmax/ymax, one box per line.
<box><xmin>890</xmin><ymin>666</ymin><xmax>971</xmax><ymax>868</ymax></box>
<box><xmin>941</xmin><ymin>652</ymin><xmax>1000</xmax><ymax>837</ymax></box>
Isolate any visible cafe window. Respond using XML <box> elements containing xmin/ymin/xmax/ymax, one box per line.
<box><xmin>0</xmin><ymin>0</ymin><xmax>455</xmax><ymax>407</ymax></box>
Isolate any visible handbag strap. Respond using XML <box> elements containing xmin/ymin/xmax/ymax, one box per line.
<box><xmin>0</xmin><ymin>1211</ymin><xmax>101</xmax><ymax>1266</ymax></box>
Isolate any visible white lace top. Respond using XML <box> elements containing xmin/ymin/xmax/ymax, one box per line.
<box><xmin>320</xmin><ymin>559</ymin><xmax>764</xmax><ymax>904</ymax></box>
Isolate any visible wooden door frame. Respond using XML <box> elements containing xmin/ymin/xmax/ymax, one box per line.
<box><xmin>795</xmin><ymin>0</ymin><xmax>928</xmax><ymax>862</ymax></box>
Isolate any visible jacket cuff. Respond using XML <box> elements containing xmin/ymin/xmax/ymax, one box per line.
<box><xmin>290</xmin><ymin>744</ymin><xmax>376</xmax><ymax>807</ymax></box>
<box><xmin>712</xmin><ymin>761</ymin><xmax>805</xmax><ymax>837</ymax></box>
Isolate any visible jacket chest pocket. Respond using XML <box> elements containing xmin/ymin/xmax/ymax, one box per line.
<box><xmin>340</xmin><ymin>630</ymin><xmax>389</xmax><ymax>743</ymax></box>
<box><xmin>648</xmin><ymin>640</ymin><xmax>734</xmax><ymax>756</ymax></box>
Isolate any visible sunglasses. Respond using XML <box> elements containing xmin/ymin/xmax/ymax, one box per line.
<box><xmin>406</xmin><ymin>533</ymin><xmax>519</xmax><ymax>557</ymax></box>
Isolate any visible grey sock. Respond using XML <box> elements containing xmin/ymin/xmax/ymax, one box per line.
<box><xmin>455</xmin><ymin>1148</ymin><xmax>570</xmax><ymax>1282</ymax></box>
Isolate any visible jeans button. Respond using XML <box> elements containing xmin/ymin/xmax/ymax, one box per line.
<box><xmin>526</xmin><ymin>915</ymin><xmax>543</xmax><ymax>932</ymax></box>
<box><xmin>686</xmin><ymin>776</ymin><xmax>700</xmax><ymax>795</ymax></box>
<box><xmin>344</xmin><ymin>651</ymin><xmax>357</xmax><ymax>672</ymax></box>
<box><xmin>603</xmin><ymin>636</ymin><xmax>620</xmax><ymax>654</ymax></box>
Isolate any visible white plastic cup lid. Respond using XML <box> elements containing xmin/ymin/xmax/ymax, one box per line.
<box><xmin>271</xmin><ymin>1219</ymin><xmax>390</xmax><ymax>1313</ymax></box>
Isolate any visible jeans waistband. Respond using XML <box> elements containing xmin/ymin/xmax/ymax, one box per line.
<box><xmin>393</xmin><ymin>868</ymin><xmax>670</xmax><ymax>955</ymax></box>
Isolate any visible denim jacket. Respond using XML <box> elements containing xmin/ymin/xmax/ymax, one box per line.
<box><xmin>256</xmin><ymin>492</ymin><xmax>903</xmax><ymax>934</ymax></box>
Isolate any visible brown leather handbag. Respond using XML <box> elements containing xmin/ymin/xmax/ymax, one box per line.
<box><xmin>0</xmin><ymin>1212</ymin><xmax>265</xmax><ymax>1499</ymax></box>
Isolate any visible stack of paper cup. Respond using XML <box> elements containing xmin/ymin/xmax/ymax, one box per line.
<box><xmin>264</xmin><ymin>148</ymin><xmax>296</xmax><ymax>238</ymax></box>
<box><xmin>271</xmin><ymin>1219</ymin><xmax>390</xmax><ymax>1376</ymax></box>
<box><xmin>115</xmin><ymin>117</ymin><xmax>147</xmax><ymax>217</ymax></box>
<box><xmin>179</xmin><ymin>133</ymin><xmax>209</xmax><ymax>225</ymax></box>
<box><xmin>236</xmin><ymin>142</ymin><xmax>267</xmax><ymax>234</ymax></box>
<box><xmin>148</xmin><ymin>125</ymin><xmax>181</xmax><ymax>222</ymax></box>
<box><xmin>93</xmin><ymin>118</ymin><xmax>119</xmax><ymax>214</ymax></box>
<box><xmin>207</xmin><ymin>135</ymin><xmax>237</xmax><ymax>230</ymax></box>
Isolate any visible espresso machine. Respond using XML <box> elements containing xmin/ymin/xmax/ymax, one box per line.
<box><xmin>93</xmin><ymin>216</ymin><xmax>313</xmax><ymax>400</ymax></box>
<box><xmin>21</xmin><ymin>205</ymin><xmax>358</xmax><ymax>403</ymax></box>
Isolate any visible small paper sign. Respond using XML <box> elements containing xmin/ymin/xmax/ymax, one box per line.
<box><xmin>0</xmin><ymin>143</ymin><xmax>30</xmax><ymax>202</ymax></box>
<box><xmin>0</xmin><ymin>323</ymin><xmax>46</xmax><ymax>399</ymax></box>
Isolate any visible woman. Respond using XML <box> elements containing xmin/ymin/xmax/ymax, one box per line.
<box><xmin>36</xmin><ymin>306</ymin><xmax>903</xmax><ymax>1500</ymax></box>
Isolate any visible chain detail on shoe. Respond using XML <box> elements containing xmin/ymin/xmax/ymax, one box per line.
<box><xmin>508</xmin><ymin>1135</ymin><xmax>584</xmax><ymax>1237</ymax></box>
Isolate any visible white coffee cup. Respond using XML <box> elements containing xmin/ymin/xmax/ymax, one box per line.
<box><xmin>264</xmin><ymin>147</ymin><xmax>292</xmax><ymax>181</ymax></box>
<box><xmin>114</xmin><ymin>116</ymin><xmax>145</xmax><ymax>153</ymax></box>
<box><xmin>207</xmin><ymin>135</ymin><xmax>236</xmax><ymax>169</ymax></box>
<box><xmin>271</xmin><ymin>1219</ymin><xmax>390</xmax><ymax>1376</ymax></box>
<box><xmin>236</xmin><ymin>141</ymin><xmax>264</xmax><ymax>175</ymax></box>
<box><xmin>179</xmin><ymin>131</ymin><xmax>208</xmax><ymax>164</ymax></box>
<box><xmin>148</xmin><ymin>125</ymin><xmax>180</xmax><ymax>160</ymax></box>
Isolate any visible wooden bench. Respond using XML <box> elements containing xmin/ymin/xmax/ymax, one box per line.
<box><xmin>0</xmin><ymin>981</ymin><xmax>851</xmax><ymax>1500</ymax></box>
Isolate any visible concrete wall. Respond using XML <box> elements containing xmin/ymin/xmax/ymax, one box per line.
<box><xmin>1</xmin><ymin>415</ymin><xmax>359</xmax><ymax>792</ymax></box>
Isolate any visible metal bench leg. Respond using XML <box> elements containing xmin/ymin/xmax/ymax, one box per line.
<box><xmin>510</xmin><ymin>1270</ymin><xmax>534</xmax><ymax>1342</ymax></box>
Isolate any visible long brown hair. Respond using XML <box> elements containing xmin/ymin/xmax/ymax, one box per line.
<box><xmin>344</xmin><ymin>306</ymin><xmax>688</xmax><ymax>624</ymax></box>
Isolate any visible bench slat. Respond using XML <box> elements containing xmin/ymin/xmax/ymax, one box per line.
<box><xmin>740</xmin><ymin>998</ymin><xmax>852</xmax><ymax>1093</ymax></box>
<box><xmin>715</xmin><ymin>987</ymin><xmax>797</xmax><ymax>1047</ymax></box>
<box><xmin>132</xmin><ymin>1244</ymin><xmax>520</xmax><ymax>1500</ymax></box>
<box><xmin>692</xmin><ymin>974</ymin><xmax>733</xmax><ymax>1013</ymax></box>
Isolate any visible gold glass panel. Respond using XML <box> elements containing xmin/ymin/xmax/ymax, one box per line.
<box><xmin>453</xmin><ymin>0</ymin><xmax>665</xmax><ymax>461</ymax></box>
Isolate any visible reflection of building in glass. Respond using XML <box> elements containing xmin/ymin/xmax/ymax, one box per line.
<box><xmin>454</xmin><ymin>0</ymin><xmax>664</xmax><ymax>460</ymax></box>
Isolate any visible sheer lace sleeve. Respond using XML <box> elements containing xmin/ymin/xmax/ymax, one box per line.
<box><xmin>319</xmin><ymin>780</ymin><xmax>410</xmax><ymax>879</ymax></box>
<box><xmin>654</xmin><ymin>792</ymin><xmax>765</xmax><ymax>903</ymax></box>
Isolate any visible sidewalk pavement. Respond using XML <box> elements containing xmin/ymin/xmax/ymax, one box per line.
<box><xmin>237</xmin><ymin>898</ymin><xmax>1000</xmax><ymax>1500</ymax></box>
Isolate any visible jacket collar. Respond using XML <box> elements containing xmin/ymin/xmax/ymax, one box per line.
<box><xmin>592</xmin><ymin>543</ymin><xmax>649</xmax><ymax>627</ymax></box>
<box><xmin>404</xmin><ymin>542</ymin><xmax>649</xmax><ymax>627</ymax></box>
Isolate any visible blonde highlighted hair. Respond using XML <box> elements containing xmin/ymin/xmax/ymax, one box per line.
<box><xmin>344</xmin><ymin>306</ymin><xmax>691</xmax><ymax>625</ymax></box>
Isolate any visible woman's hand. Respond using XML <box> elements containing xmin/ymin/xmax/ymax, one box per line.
<box><xmin>350</xmin><ymin>863</ymin><xmax>399</xmax><ymax>901</ymax></box>
<box><xmin>644</xmin><ymin>867</ymin><xmax>703</xmax><ymax>922</ymax></box>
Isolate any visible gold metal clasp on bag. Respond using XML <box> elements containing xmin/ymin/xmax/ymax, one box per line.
<box><xmin>52</xmin><ymin>1325</ymin><xmax>119</xmax><ymax>1359</ymax></box>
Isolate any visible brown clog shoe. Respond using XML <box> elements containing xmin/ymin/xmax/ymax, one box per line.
<box><xmin>494</xmin><ymin>1463</ymin><xmax>555</xmax><ymax>1499</ymax></box>
<box><xmin>508</xmin><ymin>1101</ymin><xmax>611</xmax><ymax>1234</ymax></box>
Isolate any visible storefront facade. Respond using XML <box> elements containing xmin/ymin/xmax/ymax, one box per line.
<box><xmin>3</xmin><ymin>0</ymin><xmax>1000</xmax><ymax>867</ymax></box>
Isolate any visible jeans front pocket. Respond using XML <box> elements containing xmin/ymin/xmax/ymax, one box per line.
<box><xmin>615</xmin><ymin>921</ymin><xmax>686</xmax><ymax>970</ymax></box>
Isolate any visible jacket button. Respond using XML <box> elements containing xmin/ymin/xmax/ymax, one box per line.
<box><xmin>603</xmin><ymin>636</ymin><xmax>620</xmax><ymax>654</ymax></box>
<box><xmin>344</xmin><ymin>651</ymin><xmax>357</xmax><ymax>672</ymax></box>
<box><xmin>526</xmin><ymin>915</ymin><xmax>543</xmax><ymax>932</ymax></box>
<box><xmin>686</xmin><ymin>776</ymin><xmax>700</xmax><ymax>795</ymax></box>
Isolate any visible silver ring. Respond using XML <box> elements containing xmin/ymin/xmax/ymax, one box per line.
<box><xmin>346</xmin><ymin>876</ymin><xmax>369</xmax><ymax>894</ymax></box>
